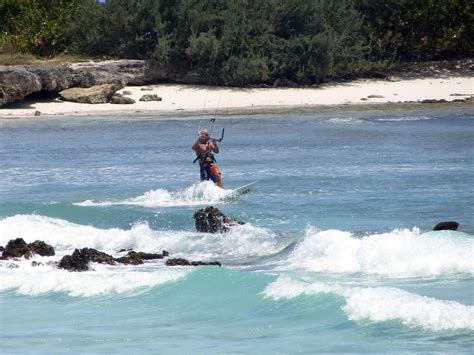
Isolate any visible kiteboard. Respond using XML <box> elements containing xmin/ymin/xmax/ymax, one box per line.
<box><xmin>231</xmin><ymin>181</ymin><xmax>257</xmax><ymax>196</ymax></box>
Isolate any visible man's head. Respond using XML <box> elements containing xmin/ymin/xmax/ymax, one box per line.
<box><xmin>198</xmin><ymin>129</ymin><xmax>209</xmax><ymax>142</ymax></box>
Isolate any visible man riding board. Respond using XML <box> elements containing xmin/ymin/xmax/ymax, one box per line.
<box><xmin>192</xmin><ymin>129</ymin><xmax>224</xmax><ymax>188</ymax></box>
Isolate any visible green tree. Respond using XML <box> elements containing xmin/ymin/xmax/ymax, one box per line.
<box><xmin>0</xmin><ymin>0</ymin><xmax>84</xmax><ymax>57</ymax></box>
<box><xmin>357</xmin><ymin>0</ymin><xmax>473</xmax><ymax>61</ymax></box>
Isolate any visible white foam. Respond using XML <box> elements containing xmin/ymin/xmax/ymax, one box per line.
<box><xmin>343</xmin><ymin>286</ymin><xmax>474</xmax><ymax>331</ymax></box>
<box><xmin>195</xmin><ymin>223</ymin><xmax>282</xmax><ymax>258</ymax></box>
<box><xmin>0</xmin><ymin>261</ymin><xmax>189</xmax><ymax>297</ymax></box>
<box><xmin>376</xmin><ymin>116</ymin><xmax>432</xmax><ymax>122</ymax></box>
<box><xmin>262</xmin><ymin>275</ymin><xmax>341</xmax><ymax>299</ymax></box>
<box><xmin>0</xmin><ymin>214</ymin><xmax>283</xmax><ymax>297</ymax></box>
<box><xmin>0</xmin><ymin>214</ymin><xmax>280</xmax><ymax>260</ymax></box>
<box><xmin>0</xmin><ymin>214</ymin><xmax>169</xmax><ymax>255</ymax></box>
<box><xmin>287</xmin><ymin>226</ymin><xmax>474</xmax><ymax>277</ymax></box>
<box><xmin>75</xmin><ymin>181</ymin><xmax>233</xmax><ymax>208</ymax></box>
<box><xmin>326</xmin><ymin>117</ymin><xmax>364</xmax><ymax>124</ymax></box>
<box><xmin>263</xmin><ymin>276</ymin><xmax>474</xmax><ymax>331</ymax></box>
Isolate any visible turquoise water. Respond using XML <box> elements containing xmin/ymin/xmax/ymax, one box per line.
<box><xmin>1</xmin><ymin>107</ymin><xmax>473</xmax><ymax>353</ymax></box>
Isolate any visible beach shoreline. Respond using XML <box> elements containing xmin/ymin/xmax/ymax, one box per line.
<box><xmin>1</xmin><ymin>74</ymin><xmax>472</xmax><ymax>118</ymax></box>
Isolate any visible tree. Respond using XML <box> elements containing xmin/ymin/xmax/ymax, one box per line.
<box><xmin>0</xmin><ymin>0</ymin><xmax>84</xmax><ymax>57</ymax></box>
<box><xmin>357</xmin><ymin>0</ymin><xmax>473</xmax><ymax>61</ymax></box>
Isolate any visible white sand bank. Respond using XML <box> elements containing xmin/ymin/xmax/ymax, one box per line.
<box><xmin>1</xmin><ymin>74</ymin><xmax>472</xmax><ymax>118</ymax></box>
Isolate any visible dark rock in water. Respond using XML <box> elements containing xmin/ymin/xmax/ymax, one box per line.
<box><xmin>80</xmin><ymin>248</ymin><xmax>115</xmax><ymax>265</ymax></box>
<box><xmin>114</xmin><ymin>251</ymin><xmax>143</xmax><ymax>265</ymax></box>
<box><xmin>191</xmin><ymin>261</ymin><xmax>222</xmax><ymax>267</ymax></box>
<box><xmin>433</xmin><ymin>221</ymin><xmax>459</xmax><ymax>231</ymax></box>
<box><xmin>166</xmin><ymin>258</ymin><xmax>191</xmax><ymax>266</ymax></box>
<box><xmin>1</xmin><ymin>238</ymin><xmax>33</xmax><ymax>259</ymax></box>
<box><xmin>0</xmin><ymin>246</ymin><xmax>4</xmax><ymax>252</ymax></box>
<box><xmin>166</xmin><ymin>258</ymin><xmax>221</xmax><ymax>267</ymax></box>
<box><xmin>58</xmin><ymin>249</ymin><xmax>89</xmax><ymax>272</ymax></box>
<box><xmin>162</xmin><ymin>250</ymin><xmax>170</xmax><ymax>257</ymax></box>
<box><xmin>58</xmin><ymin>248</ymin><xmax>116</xmax><ymax>272</ymax></box>
<box><xmin>0</xmin><ymin>238</ymin><xmax>55</xmax><ymax>259</ymax></box>
<box><xmin>136</xmin><ymin>252</ymin><xmax>164</xmax><ymax>260</ymax></box>
<box><xmin>193</xmin><ymin>206</ymin><xmax>244</xmax><ymax>233</ymax></box>
<box><xmin>114</xmin><ymin>250</ymin><xmax>168</xmax><ymax>265</ymax></box>
<box><xmin>29</xmin><ymin>240</ymin><xmax>55</xmax><ymax>256</ymax></box>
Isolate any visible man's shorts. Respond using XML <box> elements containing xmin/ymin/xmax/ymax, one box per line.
<box><xmin>200</xmin><ymin>161</ymin><xmax>221</xmax><ymax>183</ymax></box>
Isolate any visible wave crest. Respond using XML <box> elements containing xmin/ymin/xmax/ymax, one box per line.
<box><xmin>287</xmin><ymin>226</ymin><xmax>474</xmax><ymax>277</ymax></box>
<box><xmin>75</xmin><ymin>181</ymin><xmax>234</xmax><ymax>208</ymax></box>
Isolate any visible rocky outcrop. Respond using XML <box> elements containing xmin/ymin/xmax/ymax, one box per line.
<box><xmin>68</xmin><ymin>60</ymin><xmax>152</xmax><ymax>86</ymax></box>
<box><xmin>58</xmin><ymin>248</ymin><xmax>116</xmax><ymax>271</ymax></box>
<box><xmin>165</xmin><ymin>258</ymin><xmax>221</xmax><ymax>267</ymax></box>
<box><xmin>114</xmin><ymin>251</ymin><xmax>144</xmax><ymax>265</ymax></box>
<box><xmin>29</xmin><ymin>240</ymin><xmax>55</xmax><ymax>256</ymax></box>
<box><xmin>193</xmin><ymin>206</ymin><xmax>245</xmax><ymax>233</ymax></box>
<box><xmin>0</xmin><ymin>60</ymin><xmax>149</xmax><ymax>106</ymax></box>
<box><xmin>1</xmin><ymin>238</ymin><xmax>33</xmax><ymax>259</ymax></box>
<box><xmin>1</xmin><ymin>238</ymin><xmax>220</xmax><ymax>271</ymax></box>
<box><xmin>0</xmin><ymin>59</ymin><xmax>210</xmax><ymax>107</ymax></box>
<box><xmin>114</xmin><ymin>250</ymin><xmax>168</xmax><ymax>265</ymax></box>
<box><xmin>0</xmin><ymin>67</ymin><xmax>42</xmax><ymax>106</ymax></box>
<box><xmin>110</xmin><ymin>95</ymin><xmax>135</xmax><ymax>104</ymax></box>
<box><xmin>136</xmin><ymin>251</ymin><xmax>169</xmax><ymax>259</ymax></box>
<box><xmin>139</xmin><ymin>94</ymin><xmax>162</xmax><ymax>102</ymax></box>
<box><xmin>28</xmin><ymin>65</ymin><xmax>74</xmax><ymax>91</ymax></box>
<box><xmin>58</xmin><ymin>248</ymin><xmax>171</xmax><ymax>271</ymax></box>
<box><xmin>0</xmin><ymin>238</ymin><xmax>55</xmax><ymax>259</ymax></box>
<box><xmin>71</xmin><ymin>70</ymin><xmax>127</xmax><ymax>88</ymax></box>
<box><xmin>433</xmin><ymin>221</ymin><xmax>459</xmax><ymax>231</ymax></box>
<box><xmin>59</xmin><ymin>84</ymin><xmax>118</xmax><ymax>104</ymax></box>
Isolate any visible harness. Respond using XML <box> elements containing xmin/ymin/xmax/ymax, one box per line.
<box><xmin>193</xmin><ymin>150</ymin><xmax>217</xmax><ymax>164</ymax></box>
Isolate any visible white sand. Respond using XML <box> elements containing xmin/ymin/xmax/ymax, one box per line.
<box><xmin>1</xmin><ymin>75</ymin><xmax>472</xmax><ymax>118</ymax></box>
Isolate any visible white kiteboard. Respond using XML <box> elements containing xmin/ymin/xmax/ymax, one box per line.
<box><xmin>231</xmin><ymin>181</ymin><xmax>257</xmax><ymax>196</ymax></box>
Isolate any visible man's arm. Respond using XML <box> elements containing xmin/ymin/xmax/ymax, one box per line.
<box><xmin>210</xmin><ymin>140</ymin><xmax>220</xmax><ymax>154</ymax></box>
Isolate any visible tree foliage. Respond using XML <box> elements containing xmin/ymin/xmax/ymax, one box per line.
<box><xmin>1</xmin><ymin>0</ymin><xmax>471</xmax><ymax>84</ymax></box>
<box><xmin>0</xmin><ymin>0</ymin><xmax>83</xmax><ymax>56</ymax></box>
<box><xmin>356</xmin><ymin>0</ymin><xmax>473</xmax><ymax>61</ymax></box>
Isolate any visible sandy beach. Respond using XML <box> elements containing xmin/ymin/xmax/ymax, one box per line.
<box><xmin>1</xmin><ymin>73</ymin><xmax>472</xmax><ymax>118</ymax></box>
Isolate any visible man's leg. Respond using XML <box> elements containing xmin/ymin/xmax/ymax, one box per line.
<box><xmin>210</xmin><ymin>164</ymin><xmax>223</xmax><ymax>188</ymax></box>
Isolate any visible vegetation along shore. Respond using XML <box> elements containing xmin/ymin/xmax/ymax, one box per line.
<box><xmin>0</xmin><ymin>0</ymin><xmax>472</xmax><ymax>116</ymax></box>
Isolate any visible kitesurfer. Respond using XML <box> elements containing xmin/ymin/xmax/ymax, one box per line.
<box><xmin>192</xmin><ymin>129</ymin><xmax>224</xmax><ymax>188</ymax></box>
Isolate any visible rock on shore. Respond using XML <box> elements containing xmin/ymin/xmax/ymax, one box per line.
<box><xmin>59</xmin><ymin>84</ymin><xmax>119</xmax><ymax>104</ymax></box>
<box><xmin>0</xmin><ymin>59</ymin><xmax>203</xmax><ymax>107</ymax></box>
<box><xmin>0</xmin><ymin>67</ymin><xmax>42</xmax><ymax>106</ymax></box>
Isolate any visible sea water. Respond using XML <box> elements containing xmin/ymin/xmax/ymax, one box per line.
<box><xmin>0</xmin><ymin>107</ymin><xmax>473</xmax><ymax>353</ymax></box>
